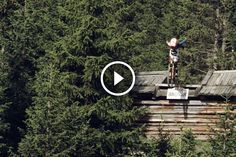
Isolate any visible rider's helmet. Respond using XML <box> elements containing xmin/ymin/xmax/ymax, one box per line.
<box><xmin>167</xmin><ymin>38</ymin><xmax>178</xmax><ymax>48</ymax></box>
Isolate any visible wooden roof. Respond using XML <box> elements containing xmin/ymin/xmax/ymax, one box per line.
<box><xmin>133</xmin><ymin>70</ymin><xmax>236</xmax><ymax>97</ymax></box>
<box><xmin>133</xmin><ymin>71</ymin><xmax>167</xmax><ymax>93</ymax></box>
<box><xmin>199</xmin><ymin>70</ymin><xmax>236</xmax><ymax>96</ymax></box>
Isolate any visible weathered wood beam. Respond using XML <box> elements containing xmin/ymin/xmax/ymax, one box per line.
<box><xmin>136</xmin><ymin>71</ymin><xmax>168</xmax><ymax>75</ymax></box>
<box><xmin>155</xmin><ymin>84</ymin><xmax>201</xmax><ymax>88</ymax></box>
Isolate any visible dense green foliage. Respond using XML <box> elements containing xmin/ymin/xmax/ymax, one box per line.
<box><xmin>0</xmin><ymin>0</ymin><xmax>235</xmax><ymax>156</ymax></box>
<box><xmin>209</xmin><ymin>98</ymin><xmax>236</xmax><ymax>157</ymax></box>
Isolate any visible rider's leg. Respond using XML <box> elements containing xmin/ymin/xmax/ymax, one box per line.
<box><xmin>175</xmin><ymin>64</ymin><xmax>178</xmax><ymax>76</ymax></box>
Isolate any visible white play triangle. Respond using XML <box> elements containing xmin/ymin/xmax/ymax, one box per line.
<box><xmin>114</xmin><ymin>71</ymin><xmax>124</xmax><ymax>86</ymax></box>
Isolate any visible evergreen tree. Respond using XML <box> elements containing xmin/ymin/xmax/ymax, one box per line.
<box><xmin>1</xmin><ymin>0</ymin><xmax>66</xmax><ymax>154</ymax></box>
<box><xmin>230</xmin><ymin>2</ymin><xmax>236</xmax><ymax>50</ymax></box>
<box><xmin>213</xmin><ymin>0</ymin><xmax>236</xmax><ymax>70</ymax></box>
<box><xmin>19</xmin><ymin>54</ymin><xmax>99</xmax><ymax>156</ymax></box>
<box><xmin>19</xmin><ymin>0</ymin><xmax>146</xmax><ymax>156</ymax></box>
<box><xmin>0</xmin><ymin>2</ymin><xmax>10</xmax><ymax>155</ymax></box>
<box><xmin>209</xmin><ymin>96</ymin><xmax>236</xmax><ymax>157</ymax></box>
<box><xmin>0</xmin><ymin>1</ymin><xmax>31</xmax><ymax>154</ymax></box>
<box><xmin>0</xmin><ymin>47</ymin><xmax>10</xmax><ymax>156</ymax></box>
<box><xmin>166</xmin><ymin>130</ymin><xmax>198</xmax><ymax>157</ymax></box>
<box><xmin>128</xmin><ymin>0</ymin><xmax>168</xmax><ymax>71</ymax></box>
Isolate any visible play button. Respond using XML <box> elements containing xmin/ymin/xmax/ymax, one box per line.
<box><xmin>114</xmin><ymin>71</ymin><xmax>124</xmax><ymax>86</ymax></box>
<box><xmin>101</xmin><ymin>61</ymin><xmax>135</xmax><ymax>96</ymax></box>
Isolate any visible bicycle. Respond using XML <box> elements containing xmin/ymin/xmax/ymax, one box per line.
<box><xmin>167</xmin><ymin>49</ymin><xmax>178</xmax><ymax>87</ymax></box>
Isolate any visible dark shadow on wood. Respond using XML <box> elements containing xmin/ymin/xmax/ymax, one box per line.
<box><xmin>183</xmin><ymin>101</ymin><xmax>188</xmax><ymax>119</ymax></box>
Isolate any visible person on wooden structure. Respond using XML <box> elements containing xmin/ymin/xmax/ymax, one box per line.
<box><xmin>166</xmin><ymin>37</ymin><xmax>187</xmax><ymax>85</ymax></box>
<box><xmin>166</xmin><ymin>37</ymin><xmax>187</xmax><ymax>64</ymax></box>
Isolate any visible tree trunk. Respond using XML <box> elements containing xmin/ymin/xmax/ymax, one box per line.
<box><xmin>221</xmin><ymin>17</ymin><xmax>227</xmax><ymax>54</ymax></box>
<box><xmin>213</xmin><ymin>6</ymin><xmax>220</xmax><ymax>70</ymax></box>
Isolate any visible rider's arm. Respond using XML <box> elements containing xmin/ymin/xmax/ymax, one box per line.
<box><xmin>176</xmin><ymin>38</ymin><xmax>187</xmax><ymax>49</ymax></box>
<box><xmin>178</xmin><ymin>38</ymin><xmax>187</xmax><ymax>46</ymax></box>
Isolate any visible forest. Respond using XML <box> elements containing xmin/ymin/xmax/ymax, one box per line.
<box><xmin>0</xmin><ymin>0</ymin><xmax>236</xmax><ymax>156</ymax></box>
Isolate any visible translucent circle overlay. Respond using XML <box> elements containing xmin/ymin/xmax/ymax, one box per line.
<box><xmin>100</xmin><ymin>61</ymin><xmax>135</xmax><ymax>96</ymax></box>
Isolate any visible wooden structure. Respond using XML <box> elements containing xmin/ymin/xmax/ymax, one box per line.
<box><xmin>133</xmin><ymin>70</ymin><xmax>236</xmax><ymax>140</ymax></box>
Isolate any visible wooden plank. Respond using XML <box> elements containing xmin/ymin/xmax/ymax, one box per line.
<box><xmin>214</xmin><ymin>70</ymin><xmax>236</xmax><ymax>73</ymax></box>
<box><xmin>145</xmin><ymin>131</ymin><xmax>217</xmax><ymax>135</ymax></box>
<box><xmin>143</xmin><ymin>119</ymin><xmax>218</xmax><ymax>123</ymax></box>
<box><xmin>222</xmin><ymin>72</ymin><xmax>232</xmax><ymax>85</ymax></box>
<box><xmin>146</xmin><ymin>105</ymin><xmax>224</xmax><ymax>109</ymax></box>
<box><xmin>232</xmin><ymin>87</ymin><xmax>236</xmax><ymax>96</ymax></box>
<box><xmin>233</xmin><ymin>77</ymin><xmax>236</xmax><ymax>85</ymax></box>
<box><xmin>145</xmin><ymin>128</ymin><xmax>233</xmax><ymax>133</ymax></box>
<box><xmin>215</xmin><ymin>73</ymin><xmax>224</xmax><ymax>85</ymax></box>
<box><xmin>147</xmin><ymin>110</ymin><xmax>230</xmax><ymax>114</ymax></box>
<box><xmin>138</xmin><ymin>118</ymin><xmax>219</xmax><ymax>123</ymax></box>
<box><xmin>145</xmin><ymin>106</ymin><xmax>226</xmax><ymax>110</ymax></box>
<box><xmin>147</xmin><ymin>106</ymin><xmax>226</xmax><ymax>113</ymax></box>
<box><xmin>152</xmin><ymin>77</ymin><xmax>165</xmax><ymax>85</ymax></box>
<box><xmin>146</xmin><ymin>134</ymin><xmax>212</xmax><ymax>140</ymax></box>
<box><xmin>142</xmin><ymin>119</ymin><xmax>218</xmax><ymax>123</ymax></box>
<box><xmin>199</xmin><ymin>86</ymin><xmax>233</xmax><ymax>95</ymax></box>
<box><xmin>134</xmin><ymin>99</ymin><xmax>236</xmax><ymax>106</ymax></box>
<box><xmin>138</xmin><ymin>123</ymin><xmax>216</xmax><ymax>126</ymax></box>
<box><xmin>135</xmin><ymin>75</ymin><xmax>167</xmax><ymax>86</ymax></box>
<box><xmin>148</xmin><ymin>76</ymin><xmax>156</xmax><ymax>85</ymax></box>
<box><xmin>137</xmin><ymin>71</ymin><xmax>168</xmax><ymax>75</ymax></box>
<box><xmin>146</xmin><ymin>127</ymin><xmax>236</xmax><ymax>132</ymax></box>
<box><xmin>201</xmin><ymin>70</ymin><xmax>214</xmax><ymax>85</ymax></box>
<box><xmin>156</xmin><ymin>84</ymin><xmax>201</xmax><ymax>88</ymax></box>
<box><xmin>144</xmin><ymin>114</ymin><xmax>219</xmax><ymax>118</ymax></box>
<box><xmin>134</xmin><ymin>100</ymin><xmax>236</xmax><ymax>106</ymax></box>
<box><xmin>222</xmin><ymin>86</ymin><xmax>233</xmax><ymax>95</ymax></box>
<box><xmin>136</xmin><ymin>76</ymin><xmax>154</xmax><ymax>85</ymax></box>
<box><xmin>132</xmin><ymin>86</ymin><xmax>155</xmax><ymax>93</ymax></box>
<box><xmin>145</xmin><ymin>126</ymin><xmax>214</xmax><ymax>131</ymax></box>
<box><xmin>138</xmin><ymin>122</ymin><xmax>217</xmax><ymax>126</ymax></box>
<box><xmin>141</xmin><ymin>121</ymin><xmax>217</xmax><ymax>124</ymax></box>
<box><xmin>133</xmin><ymin>98</ymin><xmax>236</xmax><ymax>140</ymax></box>
<box><xmin>208</xmin><ymin>73</ymin><xmax>220</xmax><ymax>86</ymax></box>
